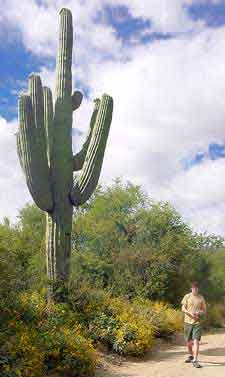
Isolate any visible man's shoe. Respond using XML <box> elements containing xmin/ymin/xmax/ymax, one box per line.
<box><xmin>192</xmin><ymin>360</ymin><xmax>202</xmax><ymax>368</ymax></box>
<box><xmin>185</xmin><ymin>355</ymin><xmax>194</xmax><ymax>363</ymax></box>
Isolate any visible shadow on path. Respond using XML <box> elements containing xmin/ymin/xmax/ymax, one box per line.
<box><xmin>201</xmin><ymin>347</ymin><xmax>225</xmax><ymax>357</ymax></box>
<box><xmin>201</xmin><ymin>361</ymin><xmax>225</xmax><ymax>367</ymax></box>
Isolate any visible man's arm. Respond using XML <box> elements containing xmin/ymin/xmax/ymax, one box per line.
<box><xmin>181</xmin><ymin>295</ymin><xmax>188</xmax><ymax>314</ymax></box>
<box><xmin>198</xmin><ymin>297</ymin><xmax>207</xmax><ymax>316</ymax></box>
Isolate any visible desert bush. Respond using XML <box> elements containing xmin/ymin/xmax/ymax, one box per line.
<box><xmin>203</xmin><ymin>303</ymin><xmax>225</xmax><ymax>329</ymax></box>
<box><xmin>132</xmin><ymin>297</ymin><xmax>183</xmax><ymax>337</ymax></box>
<box><xmin>69</xmin><ymin>282</ymin><xmax>155</xmax><ymax>355</ymax></box>
<box><xmin>0</xmin><ymin>291</ymin><xmax>98</xmax><ymax>377</ymax></box>
<box><xmin>91</xmin><ymin>296</ymin><xmax>155</xmax><ymax>355</ymax></box>
<box><xmin>69</xmin><ymin>283</ymin><xmax>184</xmax><ymax>356</ymax></box>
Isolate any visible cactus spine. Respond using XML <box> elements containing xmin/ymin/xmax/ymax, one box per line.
<box><xmin>16</xmin><ymin>8</ymin><xmax>113</xmax><ymax>301</ymax></box>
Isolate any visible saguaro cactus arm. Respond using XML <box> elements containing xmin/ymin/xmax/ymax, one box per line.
<box><xmin>70</xmin><ymin>94</ymin><xmax>113</xmax><ymax>206</ymax></box>
<box><xmin>16</xmin><ymin>131</ymin><xmax>24</xmax><ymax>173</ymax></box>
<box><xmin>17</xmin><ymin>88</ymin><xmax>53</xmax><ymax>212</ymax></box>
<box><xmin>73</xmin><ymin>98</ymin><xmax>100</xmax><ymax>171</ymax></box>
<box><xmin>43</xmin><ymin>86</ymin><xmax>54</xmax><ymax>165</ymax></box>
<box><xmin>72</xmin><ymin>90</ymin><xmax>83</xmax><ymax>111</ymax></box>
<box><xmin>55</xmin><ymin>8</ymin><xmax>73</xmax><ymax>100</ymax></box>
<box><xmin>51</xmin><ymin>8</ymin><xmax>73</xmax><ymax>229</ymax></box>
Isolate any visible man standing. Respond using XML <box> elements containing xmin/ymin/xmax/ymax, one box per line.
<box><xmin>181</xmin><ymin>281</ymin><xmax>207</xmax><ymax>368</ymax></box>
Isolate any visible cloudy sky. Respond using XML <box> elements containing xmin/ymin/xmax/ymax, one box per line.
<box><xmin>1</xmin><ymin>0</ymin><xmax>225</xmax><ymax>235</ymax></box>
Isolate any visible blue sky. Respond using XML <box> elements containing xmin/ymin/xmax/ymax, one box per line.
<box><xmin>183</xmin><ymin>143</ymin><xmax>225</xmax><ymax>170</ymax></box>
<box><xmin>188</xmin><ymin>2</ymin><xmax>225</xmax><ymax>27</ymax></box>
<box><xmin>0</xmin><ymin>42</ymin><xmax>45</xmax><ymax>120</ymax></box>
<box><xmin>1</xmin><ymin>0</ymin><xmax>225</xmax><ymax>234</ymax></box>
<box><xmin>1</xmin><ymin>1</ymin><xmax>225</xmax><ymax>161</ymax></box>
<box><xmin>1</xmin><ymin>1</ymin><xmax>225</xmax><ymax>107</ymax></box>
<box><xmin>1</xmin><ymin>1</ymin><xmax>225</xmax><ymax>119</ymax></box>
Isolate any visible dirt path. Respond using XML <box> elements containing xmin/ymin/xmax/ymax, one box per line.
<box><xmin>96</xmin><ymin>329</ymin><xmax>225</xmax><ymax>377</ymax></box>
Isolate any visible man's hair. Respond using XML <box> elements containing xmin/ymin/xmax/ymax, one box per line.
<box><xmin>191</xmin><ymin>281</ymin><xmax>198</xmax><ymax>288</ymax></box>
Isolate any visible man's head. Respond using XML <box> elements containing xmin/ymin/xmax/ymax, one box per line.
<box><xmin>191</xmin><ymin>281</ymin><xmax>199</xmax><ymax>295</ymax></box>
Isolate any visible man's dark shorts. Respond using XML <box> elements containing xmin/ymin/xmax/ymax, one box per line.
<box><xmin>184</xmin><ymin>323</ymin><xmax>202</xmax><ymax>342</ymax></box>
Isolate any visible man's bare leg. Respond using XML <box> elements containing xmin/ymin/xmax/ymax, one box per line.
<box><xmin>192</xmin><ymin>339</ymin><xmax>202</xmax><ymax>368</ymax></box>
<box><xmin>193</xmin><ymin>339</ymin><xmax>199</xmax><ymax>361</ymax></box>
<box><xmin>187</xmin><ymin>340</ymin><xmax>193</xmax><ymax>356</ymax></box>
<box><xmin>184</xmin><ymin>340</ymin><xmax>194</xmax><ymax>362</ymax></box>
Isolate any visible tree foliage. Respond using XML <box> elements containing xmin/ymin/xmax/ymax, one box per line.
<box><xmin>0</xmin><ymin>179</ymin><xmax>224</xmax><ymax>309</ymax></box>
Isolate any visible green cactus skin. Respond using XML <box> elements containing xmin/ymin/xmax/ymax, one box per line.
<box><xmin>16</xmin><ymin>8</ymin><xmax>113</xmax><ymax>301</ymax></box>
<box><xmin>70</xmin><ymin>95</ymin><xmax>113</xmax><ymax>205</ymax></box>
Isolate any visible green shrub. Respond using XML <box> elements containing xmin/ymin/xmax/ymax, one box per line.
<box><xmin>203</xmin><ymin>303</ymin><xmax>225</xmax><ymax>329</ymax></box>
<box><xmin>132</xmin><ymin>297</ymin><xmax>183</xmax><ymax>337</ymax></box>
<box><xmin>70</xmin><ymin>283</ymin><xmax>155</xmax><ymax>355</ymax></box>
<box><xmin>0</xmin><ymin>291</ymin><xmax>98</xmax><ymax>377</ymax></box>
<box><xmin>69</xmin><ymin>283</ymin><xmax>183</xmax><ymax>356</ymax></box>
<box><xmin>91</xmin><ymin>297</ymin><xmax>156</xmax><ymax>355</ymax></box>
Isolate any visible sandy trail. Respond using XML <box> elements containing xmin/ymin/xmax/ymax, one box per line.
<box><xmin>96</xmin><ymin>330</ymin><xmax>225</xmax><ymax>377</ymax></box>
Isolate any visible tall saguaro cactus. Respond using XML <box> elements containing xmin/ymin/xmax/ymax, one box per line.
<box><xmin>16</xmin><ymin>8</ymin><xmax>113</xmax><ymax>301</ymax></box>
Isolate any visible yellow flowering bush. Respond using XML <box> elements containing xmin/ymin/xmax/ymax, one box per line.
<box><xmin>40</xmin><ymin>324</ymin><xmax>98</xmax><ymax>376</ymax></box>
<box><xmin>132</xmin><ymin>297</ymin><xmax>183</xmax><ymax>337</ymax></box>
<box><xmin>109</xmin><ymin>297</ymin><xmax>156</xmax><ymax>355</ymax></box>
<box><xmin>163</xmin><ymin>307</ymin><xmax>184</xmax><ymax>333</ymax></box>
<box><xmin>71</xmin><ymin>288</ymin><xmax>156</xmax><ymax>356</ymax></box>
<box><xmin>70</xmin><ymin>282</ymin><xmax>110</xmax><ymax>320</ymax></box>
<box><xmin>0</xmin><ymin>321</ymin><xmax>45</xmax><ymax>377</ymax></box>
<box><xmin>70</xmin><ymin>284</ymin><xmax>184</xmax><ymax>356</ymax></box>
<box><xmin>0</xmin><ymin>286</ymin><xmax>185</xmax><ymax>375</ymax></box>
<box><xmin>0</xmin><ymin>291</ymin><xmax>98</xmax><ymax>377</ymax></box>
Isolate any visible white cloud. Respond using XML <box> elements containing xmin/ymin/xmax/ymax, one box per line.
<box><xmin>1</xmin><ymin>1</ymin><xmax>225</xmax><ymax>236</ymax></box>
<box><xmin>106</xmin><ymin>0</ymin><xmax>205</xmax><ymax>33</ymax></box>
<box><xmin>85</xmin><ymin>26</ymin><xmax>225</xmax><ymax>235</ymax></box>
<box><xmin>158</xmin><ymin>157</ymin><xmax>225</xmax><ymax>211</ymax></box>
<box><xmin>0</xmin><ymin>117</ymin><xmax>30</xmax><ymax>221</ymax></box>
<box><xmin>0</xmin><ymin>0</ymin><xmax>123</xmax><ymax>60</ymax></box>
<box><xmin>0</xmin><ymin>0</ymin><xmax>207</xmax><ymax>72</ymax></box>
<box><xmin>161</xmin><ymin>158</ymin><xmax>225</xmax><ymax>235</ymax></box>
<box><xmin>0</xmin><ymin>0</ymin><xmax>124</xmax><ymax>105</ymax></box>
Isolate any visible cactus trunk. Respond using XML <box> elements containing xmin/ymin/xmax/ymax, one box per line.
<box><xmin>46</xmin><ymin>211</ymin><xmax>72</xmax><ymax>301</ymax></box>
<box><xmin>17</xmin><ymin>8</ymin><xmax>113</xmax><ymax>303</ymax></box>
